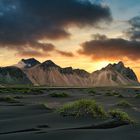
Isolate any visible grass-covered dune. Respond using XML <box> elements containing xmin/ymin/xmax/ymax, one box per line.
<box><xmin>58</xmin><ymin>99</ymin><xmax>107</xmax><ymax>118</ymax></box>
<box><xmin>58</xmin><ymin>99</ymin><xmax>134</xmax><ymax>125</ymax></box>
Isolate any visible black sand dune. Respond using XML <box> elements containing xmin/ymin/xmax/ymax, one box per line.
<box><xmin>0</xmin><ymin>87</ymin><xmax>140</xmax><ymax>140</ymax></box>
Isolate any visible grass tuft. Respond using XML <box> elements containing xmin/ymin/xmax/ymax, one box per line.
<box><xmin>135</xmin><ymin>94</ymin><xmax>140</xmax><ymax>98</ymax></box>
<box><xmin>0</xmin><ymin>96</ymin><xmax>19</xmax><ymax>103</ymax></box>
<box><xmin>109</xmin><ymin>109</ymin><xmax>134</xmax><ymax>124</ymax></box>
<box><xmin>88</xmin><ymin>89</ymin><xmax>96</xmax><ymax>95</ymax></box>
<box><xmin>49</xmin><ymin>92</ymin><xmax>69</xmax><ymax>98</ymax></box>
<box><xmin>0</xmin><ymin>88</ymin><xmax>44</xmax><ymax>94</ymax></box>
<box><xmin>105</xmin><ymin>92</ymin><xmax>114</xmax><ymax>96</ymax></box>
<box><xmin>58</xmin><ymin>99</ymin><xmax>107</xmax><ymax>118</ymax></box>
<box><xmin>42</xmin><ymin>103</ymin><xmax>49</xmax><ymax>109</ymax></box>
<box><xmin>117</xmin><ymin>94</ymin><xmax>124</xmax><ymax>98</ymax></box>
<box><xmin>116</xmin><ymin>100</ymin><xmax>132</xmax><ymax>108</ymax></box>
<box><xmin>105</xmin><ymin>92</ymin><xmax>120</xmax><ymax>97</ymax></box>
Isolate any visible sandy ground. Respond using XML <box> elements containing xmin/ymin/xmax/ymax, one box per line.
<box><xmin>0</xmin><ymin>87</ymin><xmax>140</xmax><ymax>140</ymax></box>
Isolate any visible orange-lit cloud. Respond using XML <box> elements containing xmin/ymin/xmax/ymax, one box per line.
<box><xmin>14</xmin><ymin>41</ymin><xmax>74</xmax><ymax>58</ymax></box>
<box><xmin>78</xmin><ymin>34</ymin><xmax>140</xmax><ymax>61</ymax></box>
<box><xmin>16</xmin><ymin>50</ymin><xmax>49</xmax><ymax>58</ymax></box>
<box><xmin>56</xmin><ymin>50</ymin><xmax>74</xmax><ymax>57</ymax></box>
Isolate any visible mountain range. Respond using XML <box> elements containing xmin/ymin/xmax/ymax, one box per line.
<box><xmin>0</xmin><ymin>58</ymin><xmax>139</xmax><ymax>86</ymax></box>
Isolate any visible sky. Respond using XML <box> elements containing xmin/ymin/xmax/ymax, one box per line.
<box><xmin>0</xmin><ymin>0</ymin><xmax>140</xmax><ymax>80</ymax></box>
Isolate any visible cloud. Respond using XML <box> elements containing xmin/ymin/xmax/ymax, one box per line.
<box><xmin>91</xmin><ymin>33</ymin><xmax>107</xmax><ymax>40</ymax></box>
<box><xmin>0</xmin><ymin>0</ymin><xmax>112</xmax><ymax>47</ymax></box>
<box><xmin>15</xmin><ymin>41</ymin><xmax>74</xmax><ymax>58</ymax></box>
<box><xmin>15</xmin><ymin>42</ymin><xmax>55</xmax><ymax>57</ymax></box>
<box><xmin>56</xmin><ymin>50</ymin><xmax>74</xmax><ymax>57</ymax></box>
<box><xmin>78</xmin><ymin>34</ymin><xmax>140</xmax><ymax>61</ymax></box>
<box><xmin>126</xmin><ymin>16</ymin><xmax>140</xmax><ymax>41</ymax></box>
<box><xmin>16</xmin><ymin>50</ymin><xmax>49</xmax><ymax>58</ymax></box>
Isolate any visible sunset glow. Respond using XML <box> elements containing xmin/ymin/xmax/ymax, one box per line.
<box><xmin>0</xmin><ymin>0</ymin><xmax>140</xmax><ymax>80</ymax></box>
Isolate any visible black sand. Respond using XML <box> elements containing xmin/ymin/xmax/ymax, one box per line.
<box><xmin>0</xmin><ymin>87</ymin><xmax>140</xmax><ymax>140</ymax></box>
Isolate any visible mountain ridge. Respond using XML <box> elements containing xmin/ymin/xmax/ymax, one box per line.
<box><xmin>0</xmin><ymin>58</ymin><xmax>139</xmax><ymax>86</ymax></box>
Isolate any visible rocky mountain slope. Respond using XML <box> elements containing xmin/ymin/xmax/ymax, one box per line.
<box><xmin>0</xmin><ymin>58</ymin><xmax>139</xmax><ymax>86</ymax></box>
<box><xmin>0</xmin><ymin>66</ymin><xmax>32</xmax><ymax>85</ymax></box>
<box><xmin>90</xmin><ymin>62</ymin><xmax>139</xmax><ymax>86</ymax></box>
<box><xmin>24</xmin><ymin>60</ymin><xmax>90</xmax><ymax>86</ymax></box>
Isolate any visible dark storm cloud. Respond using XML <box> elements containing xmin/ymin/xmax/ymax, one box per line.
<box><xmin>78</xmin><ymin>34</ymin><xmax>140</xmax><ymax>61</ymax></box>
<box><xmin>0</xmin><ymin>0</ymin><xmax>112</xmax><ymax>47</ymax></box>
<box><xmin>126</xmin><ymin>16</ymin><xmax>140</xmax><ymax>40</ymax></box>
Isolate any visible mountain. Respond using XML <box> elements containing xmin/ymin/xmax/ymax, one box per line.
<box><xmin>23</xmin><ymin>59</ymin><xmax>139</xmax><ymax>86</ymax></box>
<box><xmin>112</xmin><ymin>61</ymin><xmax>138</xmax><ymax>81</ymax></box>
<box><xmin>0</xmin><ymin>66</ymin><xmax>32</xmax><ymax>85</ymax></box>
<box><xmin>15</xmin><ymin>58</ymin><xmax>40</xmax><ymax>69</ymax></box>
<box><xmin>0</xmin><ymin>58</ymin><xmax>139</xmax><ymax>86</ymax></box>
<box><xmin>90</xmin><ymin>61</ymin><xmax>139</xmax><ymax>86</ymax></box>
<box><xmin>24</xmin><ymin>60</ymin><xmax>90</xmax><ymax>86</ymax></box>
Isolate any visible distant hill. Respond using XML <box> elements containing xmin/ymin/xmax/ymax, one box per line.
<box><xmin>0</xmin><ymin>58</ymin><xmax>139</xmax><ymax>86</ymax></box>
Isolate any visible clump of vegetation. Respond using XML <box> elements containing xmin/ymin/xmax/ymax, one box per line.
<box><xmin>105</xmin><ymin>92</ymin><xmax>120</xmax><ymax>97</ymax></box>
<box><xmin>109</xmin><ymin>109</ymin><xmax>134</xmax><ymax>124</ymax></box>
<box><xmin>42</xmin><ymin>102</ymin><xmax>50</xmax><ymax>109</ymax></box>
<box><xmin>117</xmin><ymin>94</ymin><xmax>124</xmax><ymax>98</ymax></box>
<box><xmin>135</xmin><ymin>94</ymin><xmax>140</xmax><ymax>98</ymax></box>
<box><xmin>105</xmin><ymin>91</ymin><xmax>124</xmax><ymax>98</ymax></box>
<box><xmin>40</xmin><ymin>102</ymin><xmax>53</xmax><ymax>111</ymax></box>
<box><xmin>105</xmin><ymin>92</ymin><xmax>114</xmax><ymax>96</ymax></box>
<box><xmin>0</xmin><ymin>96</ymin><xmax>19</xmax><ymax>103</ymax></box>
<box><xmin>58</xmin><ymin>99</ymin><xmax>135</xmax><ymax>124</ymax></box>
<box><xmin>49</xmin><ymin>92</ymin><xmax>69</xmax><ymax>98</ymax></box>
<box><xmin>14</xmin><ymin>95</ymin><xmax>24</xmax><ymax>99</ymax></box>
<box><xmin>58</xmin><ymin>99</ymin><xmax>107</xmax><ymax>118</ymax></box>
<box><xmin>88</xmin><ymin>89</ymin><xmax>96</xmax><ymax>94</ymax></box>
<box><xmin>0</xmin><ymin>88</ymin><xmax>10</xmax><ymax>93</ymax></box>
<box><xmin>0</xmin><ymin>87</ymin><xmax>44</xmax><ymax>94</ymax></box>
<box><xmin>117</xmin><ymin>100</ymin><xmax>132</xmax><ymax>108</ymax></box>
<box><xmin>134</xmin><ymin>89</ymin><xmax>139</xmax><ymax>92</ymax></box>
<box><xmin>113</xmin><ymin>92</ymin><xmax>120</xmax><ymax>96</ymax></box>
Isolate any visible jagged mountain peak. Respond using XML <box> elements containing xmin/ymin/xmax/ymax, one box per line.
<box><xmin>113</xmin><ymin>61</ymin><xmax>125</xmax><ymax>70</ymax></box>
<box><xmin>42</xmin><ymin>60</ymin><xmax>55</xmax><ymax>65</ymax></box>
<box><xmin>105</xmin><ymin>64</ymin><xmax>113</xmax><ymax>69</ymax></box>
<box><xmin>40</xmin><ymin>60</ymin><xmax>60</xmax><ymax>68</ymax></box>
<box><xmin>21</xmin><ymin>58</ymin><xmax>39</xmax><ymax>63</ymax></box>
<box><xmin>22</xmin><ymin>58</ymin><xmax>40</xmax><ymax>65</ymax></box>
<box><xmin>74</xmin><ymin>69</ymin><xmax>90</xmax><ymax>77</ymax></box>
<box><xmin>112</xmin><ymin>62</ymin><xmax>138</xmax><ymax>81</ymax></box>
<box><xmin>105</xmin><ymin>61</ymin><xmax>124</xmax><ymax>70</ymax></box>
<box><xmin>16</xmin><ymin>58</ymin><xmax>40</xmax><ymax>69</ymax></box>
<box><xmin>98</xmin><ymin>61</ymin><xmax>138</xmax><ymax>83</ymax></box>
<box><xmin>117</xmin><ymin>61</ymin><xmax>124</xmax><ymax>66</ymax></box>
